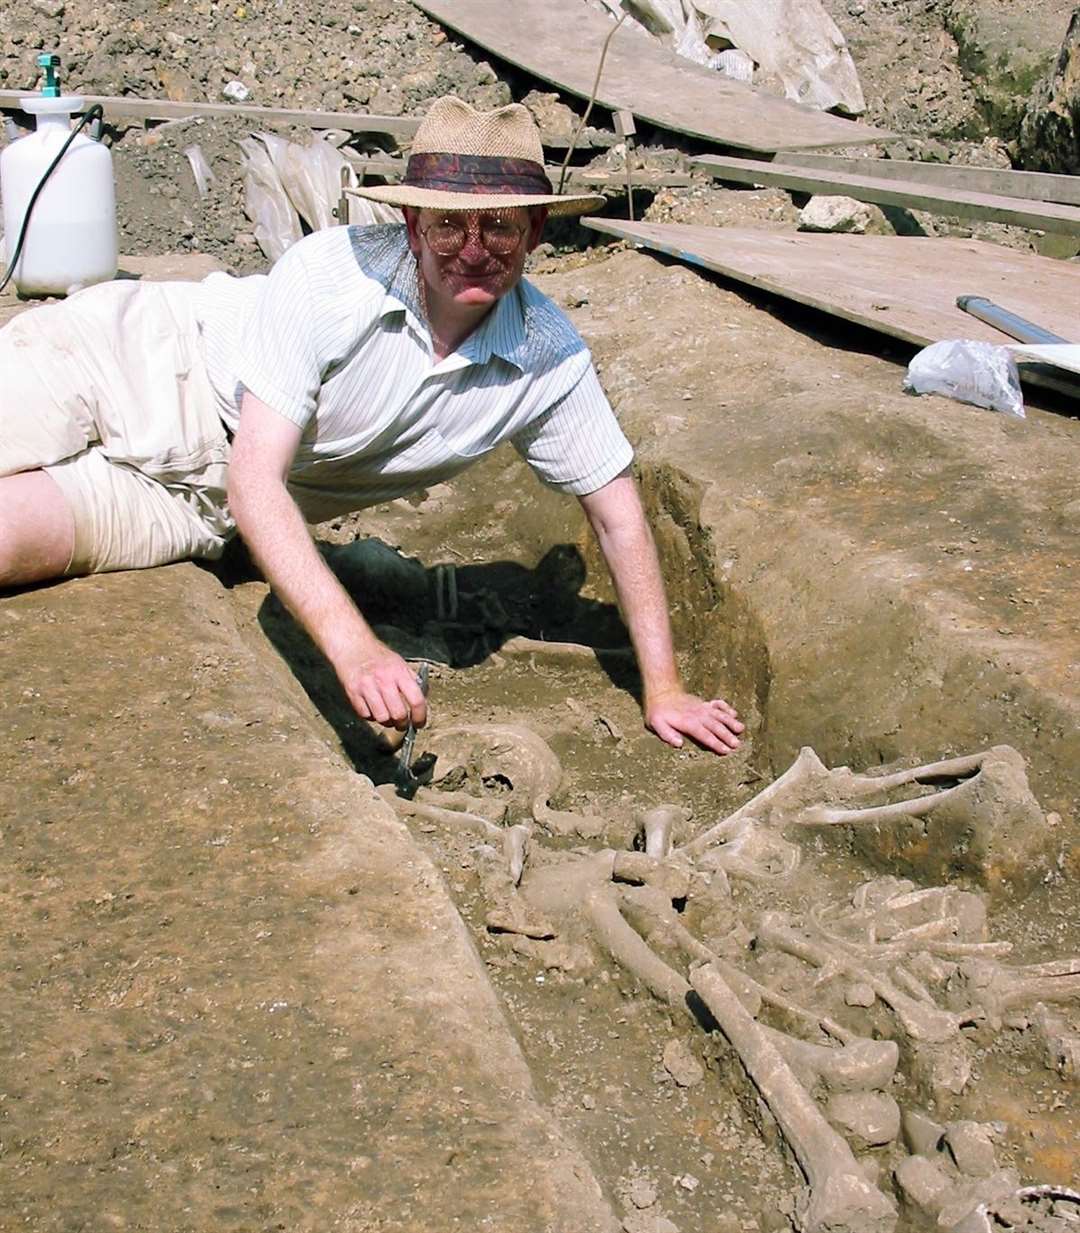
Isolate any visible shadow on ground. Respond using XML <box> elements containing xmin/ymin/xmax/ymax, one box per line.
<box><xmin>215</xmin><ymin>537</ymin><xmax>640</xmax><ymax>783</ymax></box>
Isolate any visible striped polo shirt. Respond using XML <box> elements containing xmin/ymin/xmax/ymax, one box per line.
<box><xmin>196</xmin><ymin>224</ymin><xmax>633</xmax><ymax>523</ymax></box>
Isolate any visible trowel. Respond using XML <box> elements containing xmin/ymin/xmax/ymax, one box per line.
<box><xmin>393</xmin><ymin>661</ymin><xmax>433</xmax><ymax>800</ymax></box>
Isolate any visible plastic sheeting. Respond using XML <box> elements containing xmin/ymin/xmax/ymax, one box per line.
<box><xmin>239</xmin><ymin>131</ymin><xmax>399</xmax><ymax>262</ymax></box>
<box><xmin>589</xmin><ymin>0</ymin><xmax>865</xmax><ymax>116</ymax></box>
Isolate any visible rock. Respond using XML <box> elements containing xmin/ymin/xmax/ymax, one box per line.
<box><xmin>368</xmin><ymin>88</ymin><xmax>404</xmax><ymax>116</ymax></box>
<box><xmin>469</xmin><ymin>81</ymin><xmax>512</xmax><ymax>109</ymax></box>
<box><xmin>937</xmin><ymin>1169</ymin><xmax>1021</xmax><ymax>1230</ymax></box>
<box><xmin>30</xmin><ymin>0</ymin><xmax>65</xmax><ymax>16</ymax></box>
<box><xmin>623</xmin><ymin>1214</ymin><xmax>679</xmax><ymax>1233</ymax></box>
<box><xmin>1033</xmin><ymin>1004</ymin><xmax>1080</xmax><ymax>1078</ymax></box>
<box><xmin>825</xmin><ymin>1091</ymin><xmax>901</xmax><ymax>1149</ymax></box>
<box><xmin>798</xmin><ymin>195</ymin><xmax>876</xmax><ymax>234</ymax></box>
<box><xmin>522</xmin><ymin>90</ymin><xmax>580</xmax><ymax>143</ymax></box>
<box><xmin>677</xmin><ymin>1174</ymin><xmax>699</xmax><ymax>1193</ymax></box>
<box><xmin>902</xmin><ymin>1109</ymin><xmax>945</xmax><ymax>1157</ymax></box>
<box><xmin>662</xmin><ymin>1038</ymin><xmax>705</xmax><ymax>1088</ymax></box>
<box><xmin>627</xmin><ymin>1178</ymin><xmax>657</xmax><ymax>1210</ymax></box>
<box><xmin>944</xmin><ymin>1</ymin><xmax>1059</xmax><ymax>141</ymax></box>
<box><xmin>944</xmin><ymin>1121</ymin><xmax>998</xmax><ymax>1178</ymax></box>
<box><xmin>844</xmin><ymin>982</ymin><xmax>876</xmax><ymax>1008</ymax></box>
<box><xmin>221</xmin><ymin>79</ymin><xmax>251</xmax><ymax>102</ymax></box>
<box><xmin>156</xmin><ymin>64</ymin><xmax>196</xmax><ymax>102</ymax></box>
<box><xmin>1019</xmin><ymin>10</ymin><xmax>1080</xmax><ymax>173</ymax></box>
<box><xmin>922</xmin><ymin>1040</ymin><xmax>974</xmax><ymax>1102</ymax></box>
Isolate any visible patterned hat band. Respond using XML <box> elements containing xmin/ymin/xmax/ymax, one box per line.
<box><xmin>404</xmin><ymin>152</ymin><xmax>554</xmax><ymax>198</ymax></box>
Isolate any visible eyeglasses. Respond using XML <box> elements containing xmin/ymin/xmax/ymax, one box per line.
<box><xmin>418</xmin><ymin>213</ymin><xmax>528</xmax><ymax>257</ymax></box>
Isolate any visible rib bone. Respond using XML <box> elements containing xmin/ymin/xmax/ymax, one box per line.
<box><xmin>756</xmin><ymin>914</ymin><xmax>972</xmax><ymax>1043</ymax></box>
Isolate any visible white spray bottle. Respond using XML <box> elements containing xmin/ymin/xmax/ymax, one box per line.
<box><xmin>1</xmin><ymin>53</ymin><xmax>117</xmax><ymax>297</ymax></box>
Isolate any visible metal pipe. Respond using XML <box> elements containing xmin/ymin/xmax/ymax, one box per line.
<box><xmin>956</xmin><ymin>295</ymin><xmax>1069</xmax><ymax>345</ymax></box>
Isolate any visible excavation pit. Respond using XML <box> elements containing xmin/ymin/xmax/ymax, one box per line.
<box><xmin>3</xmin><ymin>247</ymin><xmax>1078</xmax><ymax>1231</ymax></box>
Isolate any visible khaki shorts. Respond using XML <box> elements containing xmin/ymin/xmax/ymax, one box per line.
<box><xmin>0</xmin><ymin>279</ymin><xmax>233</xmax><ymax>574</ymax></box>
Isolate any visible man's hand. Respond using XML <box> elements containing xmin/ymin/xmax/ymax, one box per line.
<box><xmin>335</xmin><ymin>641</ymin><xmax>429</xmax><ymax>731</ymax></box>
<box><xmin>645</xmin><ymin>691</ymin><xmax>744</xmax><ymax>755</ymax></box>
<box><xmin>229</xmin><ymin>393</ymin><xmax>429</xmax><ymax>735</ymax></box>
<box><xmin>579</xmin><ymin>473</ymin><xmax>747</xmax><ymax>758</ymax></box>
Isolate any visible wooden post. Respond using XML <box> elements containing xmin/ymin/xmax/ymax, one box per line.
<box><xmin>614</xmin><ymin>108</ymin><xmax>636</xmax><ymax>222</ymax></box>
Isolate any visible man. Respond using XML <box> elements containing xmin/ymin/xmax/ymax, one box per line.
<box><xmin>0</xmin><ymin>96</ymin><xmax>743</xmax><ymax>756</ymax></box>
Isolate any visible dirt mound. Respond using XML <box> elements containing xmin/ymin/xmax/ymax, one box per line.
<box><xmin>0</xmin><ymin>0</ymin><xmax>497</xmax><ymax>114</ymax></box>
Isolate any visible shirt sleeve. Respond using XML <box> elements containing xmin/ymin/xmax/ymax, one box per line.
<box><xmin>232</xmin><ymin>236</ymin><xmax>324</xmax><ymax>429</ymax></box>
<box><xmin>511</xmin><ymin>363</ymin><xmax>634</xmax><ymax>495</ymax></box>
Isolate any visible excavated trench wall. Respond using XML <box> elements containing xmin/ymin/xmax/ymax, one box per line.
<box><xmin>633</xmin><ymin>461</ymin><xmax>1079</xmax><ymax>828</ymax></box>
<box><xmin>501</xmin><ymin>446</ymin><xmax>1078</xmax><ymax>846</ymax></box>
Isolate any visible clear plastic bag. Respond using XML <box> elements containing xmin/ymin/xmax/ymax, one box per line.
<box><xmin>904</xmin><ymin>339</ymin><xmax>1025</xmax><ymax>419</ymax></box>
<box><xmin>239</xmin><ymin>131</ymin><xmax>399</xmax><ymax>261</ymax></box>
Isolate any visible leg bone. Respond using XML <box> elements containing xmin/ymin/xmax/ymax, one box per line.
<box><xmin>691</xmin><ymin>963</ymin><xmax>897</xmax><ymax>1233</ymax></box>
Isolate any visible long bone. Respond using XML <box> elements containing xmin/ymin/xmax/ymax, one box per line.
<box><xmin>692</xmin><ymin>964</ymin><xmax>898</xmax><ymax>1233</ymax></box>
<box><xmin>639</xmin><ymin>804</ymin><xmax>685</xmax><ymax>859</ymax></box>
<box><xmin>613</xmin><ymin>886</ymin><xmax>898</xmax><ymax>1095</ymax></box>
<box><xmin>380</xmin><ymin>784</ymin><xmax>502</xmax><ymax>840</ymax></box>
<box><xmin>413</xmin><ymin>785</ymin><xmax>509</xmax><ymax>824</ymax></box>
<box><xmin>796</xmin><ymin>784</ymin><xmax>969</xmax><ymax>829</ymax></box>
<box><xmin>806</xmin><ymin>906</ymin><xmax>1012</xmax><ymax>963</ymax></box>
<box><xmin>679</xmin><ymin>747</ymin><xmax>834</xmax><ymax>858</ymax></box>
<box><xmin>583</xmin><ymin>883</ymin><xmax>693</xmax><ymax>1008</ymax></box>
<box><xmin>760</xmin><ymin>1029</ymin><xmax>900</xmax><ymax>1097</ymax></box>
<box><xmin>680</xmin><ymin>750</ymin><xmax>988</xmax><ymax>862</ymax></box>
<box><xmin>616</xmin><ymin>881</ymin><xmax>853</xmax><ymax>1044</ymax></box>
<box><xmin>381</xmin><ymin>786</ymin><xmax>533</xmax><ymax>885</ymax></box>
<box><xmin>582</xmin><ymin>887</ymin><xmax>901</xmax><ymax>1228</ymax></box>
<box><xmin>756</xmin><ymin>914</ymin><xmax>974</xmax><ymax>1043</ymax></box>
<box><xmin>947</xmin><ymin>956</ymin><xmax>1080</xmax><ymax>1024</ymax></box>
<box><xmin>679</xmin><ymin>750</ymin><xmax>993</xmax><ymax>890</ymax></box>
<box><xmin>794</xmin><ymin>752</ymin><xmax>989</xmax><ymax>828</ymax></box>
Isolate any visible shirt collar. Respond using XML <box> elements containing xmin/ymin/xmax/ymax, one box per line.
<box><xmin>379</xmin><ymin>248</ymin><xmax>528</xmax><ymax>371</ymax></box>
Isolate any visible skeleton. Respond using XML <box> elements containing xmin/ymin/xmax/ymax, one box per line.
<box><xmin>381</xmin><ymin>726</ymin><xmax>1076</xmax><ymax>1233</ymax></box>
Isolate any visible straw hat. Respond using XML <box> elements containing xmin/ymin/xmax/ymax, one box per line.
<box><xmin>349</xmin><ymin>95</ymin><xmax>605</xmax><ymax>217</ymax></box>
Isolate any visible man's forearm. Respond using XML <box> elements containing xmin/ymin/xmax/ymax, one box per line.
<box><xmin>580</xmin><ymin>473</ymin><xmax>743</xmax><ymax>755</ymax></box>
<box><xmin>230</xmin><ymin>470</ymin><xmax>377</xmax><ymax>666</ymax></box>
<box><xmin>599</xmin><ymin>520</ymin><xmax>682</xmax><ymax>702</ymax></box>
<box><xmin>581</xmin><ymin>476</ymin><xmax>683</xmax><ymax>704</ymax></box>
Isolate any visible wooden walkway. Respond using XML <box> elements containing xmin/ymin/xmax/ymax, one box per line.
<box><xmin>777</xmin><ymin>152</ymin><xmax>1080</xmax><ymax>208</ymax></box>
<box><xmin>694</xmin><ymin>155</ymin><xmax>1080</xmax><ymax>236</ymax></box>
<box><xmin>411</xmin><ymin>0</ymin><xmax>889</xmax><ymax>153</ymax></box>
<box><xmin>581</xmin><ymin>218</ymin><xmax>1080</xmax><ymax>390</ymax></box>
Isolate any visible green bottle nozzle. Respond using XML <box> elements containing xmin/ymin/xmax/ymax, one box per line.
<box><xmin>37</xmin><ymin>53</ymin><xmax>61</xmax><ymax>98</ymax></box>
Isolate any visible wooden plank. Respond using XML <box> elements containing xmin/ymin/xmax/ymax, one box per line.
<box><xmin>0</xmin><ymin>89</ymin><xmax>420</xmax><ymax>140</ymax></box>
<box><xmin>777</xmin><ymin>152</ymin><xmax>1080</xmax><ymax>208</ymax></box>
<box><xmin>694</xmin><ymin>155</ymin><xmax>1080</xmax><ymax>236</ymax></box>
<box><xmin>1011</xmin><ymin>344</ymin><xmax>1080</xmax><ymax>376</ymax></box>
<box><xmin>580</xmin><ymin>219</ymin><xmax>1080</xmax><ymax>394</ymax></box>
<box><xmin>410</xmin><ymin>0</ymin><xmax>890</xmax><ymax>153</ymax></box>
